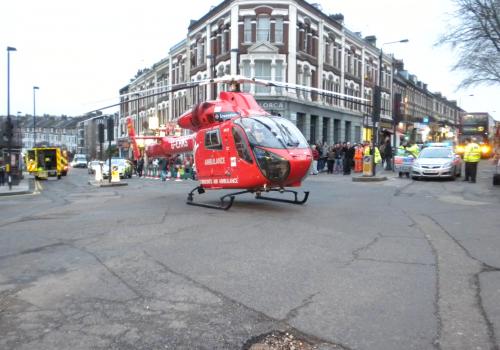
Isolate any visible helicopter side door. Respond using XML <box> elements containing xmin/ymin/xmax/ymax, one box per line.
<box><xmin>196</xmin><ymin>127</ymin><xmax>227</xmax><ymax>180</ymax></box>
<box><xmin>226</xmin><ymin>124</ymin><xmax>258</xmax><ymax>182</ymax></box>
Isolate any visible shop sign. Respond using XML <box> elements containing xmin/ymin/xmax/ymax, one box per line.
<box><xmin>260</xmin><ymin>101</ymin><xmax>285</xmax><ymax>111</ymax></box>
<box><xmin>414</xmin><ymin>123</ymin><xmax>428</xmax><ymax>130</ymax></box>
<box><xmin>363</xmin><ymin>115</ymin><xmax>373</xmax><ymax>127</ymax></box>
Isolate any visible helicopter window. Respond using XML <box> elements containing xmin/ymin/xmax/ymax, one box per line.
<box><xmin>232</xmin><ymin>126</ymin><xmax>253</xmax><ymax>163</ymax></box>
<box><xmin>204</xmin><ymin>129</ymin><xmax>223</xmax><ymax>150</ymax></box>
<box><xmin>235</xmin><ymin>116</ymin><xmax>308</xmax><ymax>149</ymax></box>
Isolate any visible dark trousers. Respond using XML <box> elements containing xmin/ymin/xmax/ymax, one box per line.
<box><xmin>326</xmin><ymin>160</ymin><xmax>334</xmax><ymax>174</ymax></box>
<box><xmin>464</xmin><ymin>162</ymin><xmax>478</xmax><ymax>182</ymax></box>
<box><xmin>385</xmin><ymin>156</ymin><xmax>393</xmax><ymax>170</ymax></box>
<box><xmin>343</xmin><ymin>158</ymin><xmax>351</xmax><ymax>174</ymax></box>
<box><xmin>317</xmin><ymin>158</ymin><xmax>326</xmax><ymax>172</ymax></box>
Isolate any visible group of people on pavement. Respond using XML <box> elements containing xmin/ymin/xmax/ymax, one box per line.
<box><xmin>311</xmin><ymin>142</ymin><xmax>357</xmax><ymax>175</ymax></box>
<box><xmin>132</xmin><ymin>155</ymin><xmax>196</xmax><ymax>181</ymax></box>
<box><xmin>311</xmin><ymin>141</ymin><xmax>389</xmax><ymax>175</ymax></box>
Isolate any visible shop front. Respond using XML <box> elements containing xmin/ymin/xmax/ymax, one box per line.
<box><xmin>257</xmin><ymin>97</ymin><xmax>364</xmax><ymax>146</ymax></box>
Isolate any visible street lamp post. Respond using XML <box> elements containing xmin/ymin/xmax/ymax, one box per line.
<box><xmin>372</xmin><ymin>39</ymin><xmax>408</xmax><ymax>176</ymax></box>
<box><xmin>6</xmin><ymin>46</ymin><xmax>17</xmax><ymax>189</ymax></box>
<box><xmin>33</xmin><ymin>86</ymin><xmax>39</xmax><ymax>147</ymax></box>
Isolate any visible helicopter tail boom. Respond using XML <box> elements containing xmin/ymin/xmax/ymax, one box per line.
<box><xmin>145</xmin><ymin>135</ymin><xmax>195</xmax><ymax>159</ymax></box>
<box><xmin>126</xmin><ymin>117</ymin><xmax>141</xmax><ymax>160</ymax></box>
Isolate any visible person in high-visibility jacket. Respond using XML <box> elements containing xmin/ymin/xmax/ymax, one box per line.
<box><xmin>364</xmin><ymin>142</ymin><xmax>382</xmax><ymax>164</ymax></box>
<box><xmin>463</xmin><ymin>137</ymin><xmax>481</xmax><ymax>183</ymax></box>
<box><xmin>406</xmin><ymin>142</ymin><xmax>420</xmax><ymax>159</ymax></box>
<box><xmin>354</xmin><ymin>144</ymin><xmax>364</xmax><ymax>172</ymax></box>
<box><xmin>27</xmin><ymin>159</ymin><xmax>36</xmax><ymax>173</ymax></box>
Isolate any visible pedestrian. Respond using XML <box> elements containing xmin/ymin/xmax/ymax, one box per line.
<box><xmin>343</xmin><ymin>142</ymin><xmax>354</xmax><ymax>175</ymax></box>
<box><xmin>137</xmin><ymin>157</ymin><xmax>144</xmax><ymax>177</ymax></box>
<box><xmin>326</xmin><ymin>146</ymin><xmax>335</xmax><ymax>174</ymax></box>
<box><xmin>316</xmin><ymin>143</ymin><xmax>324</xmax><ymax>173</ymax></box>
<box><xmin>334</xmin><ymin>143</ymin><xmax>343</xmax><ymax>174</ymax></box>
<box><xmin>159</xmin><ymin>159</ymin><xmax>168</xmax><ymax>181</ymax></box>
<box><xmin>383</xmin><ymin>137</ymin><xmax>393</xmax><ymax>170</ymax></box>
<box><xmin>354</xmin><ymin>144</ymin><xmax>363</xmax><ymax>173</ymax></box>
<box><xmin>463</xmin><ymin>137</ymin><xmax>481</xmax><ymax>183</ymax></box>
<box><xmin>364</xmin><ymin>141</ymin><xmax>382</xmax><ymax>168</ymax></box>
<box><xmin>379</xmin><ymin>141</ymin><xmax>386</xmax><ymax>168</ymax></box>
<box><xmin>406</xmin><ymin>141</ymin><xmax>420</xmax><ymax>159</ymax></box>
<box><xmin>310</xmin><ymin>145</ymin><xmax>319</xmax><ymax>175</ymax></box>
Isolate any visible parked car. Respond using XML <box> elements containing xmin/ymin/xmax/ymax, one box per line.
<box><xmin>394</xmin><ymin>148</ymin><xmax>415</xmax><ymax>178</ymax></box>
<box><xmin>87</xmin><ymin>160</ymin><xmax>101</xmax><ymax>174</ymax></box>
<box><xmin>102</xmin><ymin>158</ymin><xmax>133</xmax><ymax>179</ymax></box>
<box><xmin>411</xmin><ymin>146</ymin><xmax>462</xmax><ymax>180</ymax></box>
<box><xmin>71</xmin><ymin>154</ymin><xmax>88</xmax><ymax>168</ymax></box>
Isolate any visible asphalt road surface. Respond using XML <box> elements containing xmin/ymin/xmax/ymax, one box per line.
<box><xmin>1</xmin><ymin>162</ymin><xmax>499</xmax><ymax>350</ymax></box>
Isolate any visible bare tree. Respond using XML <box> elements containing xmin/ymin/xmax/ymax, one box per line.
<box><xmin>437</xmin><ymin>0</ymin><xmax>500</xmax><ymax>88</ymax></box>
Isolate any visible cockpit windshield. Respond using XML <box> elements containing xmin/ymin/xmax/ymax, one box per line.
<box><xmin>235</xmin><ymin>116</ymin><xmax>308</xmax><ymax>149</ymax></box>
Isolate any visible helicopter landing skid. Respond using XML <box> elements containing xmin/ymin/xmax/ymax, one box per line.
<box><xmin>186</xmin><ymin>186</ymin><xmax>309</xmax><ymax>210</ymax></box>
<box><xmin>255</xmin><ymin>189</ymin><xmax>310</xmax><ymax>205</ymax></box>
<box><xmin>186</xmin><ymin>186</ymin><xmax>235</xmax><ymax>210</ymax></box>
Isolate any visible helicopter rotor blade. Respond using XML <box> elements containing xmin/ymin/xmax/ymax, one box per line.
<box><xmin>89</xmin><ymin>80</ymin><xmax>207</xmax><ymax>114</ymax></box>
<box><xmin>252</xmin><ymin>78</ymin><xmax>368</xmax><ymax>102</ymax></box>
<box><xmin>89</xmin><ymin>74</ymin><xmax>370</xmax><ymax>114</ymax></box>
<box><xmin>197</xmin><ymin>75</ymin><xmax>269</xmax><ymax>86</ymax></box>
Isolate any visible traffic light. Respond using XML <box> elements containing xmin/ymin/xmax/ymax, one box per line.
<box><xmin>98</xmin><ymin>123</ymin><xmax>105</xmax><ymax>143</ymax></box>
<box><xmin>2</xmin><ymin>119</ymin><xmax>14</xmax><ymax>141</ymax></box>
<box><xmin>393</xmin><ymin>93</ymin><xmax>402</xmax><ymax>123</ymax></box>
<box><xmin>373</xmin><ymin>86</ymin><xmax>381</xmax><ymax>122</ymax></box>
<box><xmin>107</xmin><ymin>118</ymin><xmax>114</xmax><ymax>141</ymax></box>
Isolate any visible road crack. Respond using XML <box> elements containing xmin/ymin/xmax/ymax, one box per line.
<box><xmin>282</xmin><ymin>292</ymin><xmax>318</xmax><ymax>322</ymax></box>
<box><xmin>71</xmin><ymin>245</ymin><xmax>144</xmax><ymax>299</ymax></box>
<box><xmin>411</xmin><ymin>213</ymin><xmax>496</xmax><ymax>350</ymax></box>
<box><xmin>142</xmin><ymin>250</ymin><xmax>348</xmax><ymax>349</ymax></box>
<box><xmin>343</xmin><ymin>233</ymin><xmax>381</xmax><ymax>267</ymax></box>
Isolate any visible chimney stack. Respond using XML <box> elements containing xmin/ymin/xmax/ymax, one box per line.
<box><xmin>364</xmin><ymin>35</ymin><xmax>377</xmax><ymax>46</ymax></box>
<box><xmin>329</xmin><ymin>13</ymin><xmax>344</xmax><ymax>25</ymax></box>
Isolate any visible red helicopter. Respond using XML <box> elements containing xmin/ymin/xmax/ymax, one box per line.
<box><xmin>122</xmin><ymin>76</ymin><xmax>366</xmax><ymax>210</ymax></box>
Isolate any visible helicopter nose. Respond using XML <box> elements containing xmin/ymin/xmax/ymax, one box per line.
<box><xmin>287</xmin><ymin>152</ymin><xmax>312</xmax><ymax>183</ymax></box>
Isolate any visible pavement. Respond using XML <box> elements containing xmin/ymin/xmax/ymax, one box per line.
<box><xmin>0</xmin><ymin>174</ymin><xmax>34</xmax><ymax>196</ymax></box>
<box><xmin>88</xmin><ymin>179</ymin><xmax>128</xmax><ymax>187</ymax></box>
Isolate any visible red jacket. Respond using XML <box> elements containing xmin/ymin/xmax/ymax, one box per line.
<box><xmin>312</xmin><ymin>149</ymin><xmax>319</xmax><ymax>161</ymax></box>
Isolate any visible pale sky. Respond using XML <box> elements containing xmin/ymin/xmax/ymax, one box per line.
<box><xmin>1</xmin><ymin>0</ymin><xmax>499</xmax><ymax>121</ymax></box>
